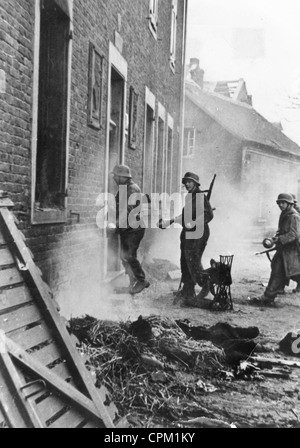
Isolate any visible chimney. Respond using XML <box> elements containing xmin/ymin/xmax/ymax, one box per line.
<box><xmin>189</xmin><ymin>58</ymin><xmax>204</xmax><ymax>88</ymax></box>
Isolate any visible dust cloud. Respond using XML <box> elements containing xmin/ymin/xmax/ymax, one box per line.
<box><xmin>54</xmin><ymin>180</ymin><xmax>288</xmax><ymax>319</ymax></box>
<box><xmin>144</xmin><ymin>180</ymin><xmax>280</xmax><ymax>284</ymax></box>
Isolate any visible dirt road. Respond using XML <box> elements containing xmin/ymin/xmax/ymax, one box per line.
<box><xmin>62</xmin><ymin>240</ymin><xmax>300</xmax><ymax>428</ymax></box>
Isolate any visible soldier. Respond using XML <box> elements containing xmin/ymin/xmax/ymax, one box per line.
<box><xmin>251</xmin><ymin>193</ymin><xmax>300</xmax><ymax>305</ymax></box>
<box><xmin>291</xmin><ymin>194</ymin><xmax>300</xmax><ymax>214</ymax></box>
<box><xmin>291</xmin><ymin>194</ymin><xmax>300</xmax><ymax>292</ymax></box>
<box><xmin>109</xmin><ymin>164</ymin><xmax>150</xmax><ymax>295</ymax></box>
<box><xmin>158</xmin><ymin>172</ymin><xmax>214</xmax><ymax>307</ymax></box>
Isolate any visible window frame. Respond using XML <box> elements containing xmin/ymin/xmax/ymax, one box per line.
<box><xmin>149</xmin><ymin>0</ymin><xmax>159</xmax><ymax>39</ymax></box>
<box><xmin>143</xmin><ymin>87</ymin><xmax>156</xmax><ymax>194</ymax></box>
<box><xmin>31</xmin><ymin>0</ymin><xmax>73</xmax><ymax>225</ymax></box>
<box><xmin>155</xmin><ymin>102</ymin><xmax>166</xmax><ymax>193</ymax></box>
<box><xmin>183</xmin><ymin>127</ymin><xmax>196</xmax><ymax>158</ymax></box>
<box><xmin>165</xmin><ymin>114</ymin><xmax>174</xmax><ymax>194</ymax></box>
<box><xmin>170</xmin><ymin>0</ymin><xmax>178</xmax><ymax>73</ymax></box>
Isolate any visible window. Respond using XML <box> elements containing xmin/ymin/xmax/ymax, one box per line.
<box><xmin>149</xmin><ymin>0</ymin><xmax>159</xmax><ymax>38</ymax></box>
<box><xmin>183</xmin><ymin>127</ymin><xmax>196</xmax><ymax>157</ymax></box>
<box><xmin>165</xmin><ymin>115</ymin><xmax>174</xmax><ymax>195</ymax></box>
<box><xmin>104</xmin><ymin>42</ymin><xmax>128</xmax><ymax>277</ymax></box>
<box><xmin>154</xmin><ymin>103</ymin><xmax>166</xmax><ymax>193</ymax></box>
<box><xmin>32</xmin><ymin>0</ymin><xmax>72</xmax><ymax>224</ymax></box>
<box><xmin>170</xmin><ymin>0</ymin><xmax>178</xmax><ymax>72</ymax></box>
<box><xmin>143</xmin><ymin>87</ymin><xmax>156</xmax><ymax>195</ymax></box>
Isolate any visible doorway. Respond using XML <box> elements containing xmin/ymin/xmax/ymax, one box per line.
<box><xmin>105</xmin><ymin>47</ymin><xmax>127</xmax><ymax>277</ymax></box>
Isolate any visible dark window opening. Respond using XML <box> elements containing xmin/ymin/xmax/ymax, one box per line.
<box><xmin>155</xmin><ymin>117</ymin><xmax>165</xmax><ymax>193</ymax></box>
<box><xmin>108</xmin><ymin>68</ymin><xmax>125</xmax><ymax>196</ymax></box>
<box><xmin>144</xmin><ymin>105</ymin><xmax>155</xmax><ymax>195</ymax></box>
<box><xmin>166</xmin><ymin>126</ymin><xmax>173</xmax><ymax>194</ymax></box>
<box><xmin>35</xmin><ymin>0</ymin><xmax>69</xmax><ymax>216</ymax></box>
<box><xmin>107</xmin><ymin>67</ymin><xmax>125</xmax><ymax>273</ymax></box>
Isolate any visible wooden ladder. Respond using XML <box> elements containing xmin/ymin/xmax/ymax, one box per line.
<box><xmin>0</xmin><ymin>195</ymin><xmax>121</xmax><ymax>429</ymax></box>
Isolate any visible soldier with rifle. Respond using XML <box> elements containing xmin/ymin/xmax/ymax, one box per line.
<box><xmin>158</xmin><ymin>172</ymin><xmax>215</xmax><ymax>307</ymax></box>
<box><xmin>251</xmin><ymin>193</ymin><xmax>300</xmax><ymax>306</ymax></box>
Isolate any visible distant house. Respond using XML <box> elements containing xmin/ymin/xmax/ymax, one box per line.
<box><xmin>204</xmin><ymin>79</ymin><xmax>253</xmax><ymax>106</ymax></box>
<box><xmin>183</xmin><ymin>59</ymin><xmax>300</xmax><ymax>230</ymax></box>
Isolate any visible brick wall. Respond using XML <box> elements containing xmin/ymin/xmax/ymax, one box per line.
<box><xmin>0</xmin><ymin>0</ymin><xmax>186</xmax><ymax>309</ymax></box>
<box><xmin>0</xmin><ymin>1</ymin><xmax>34</xmax><ymax>211</ymax></box>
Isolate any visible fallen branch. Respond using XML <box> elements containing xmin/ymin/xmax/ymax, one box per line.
<box><xmin>249</xmin><ymin>356</ymin><xmax>300</xmax><ymax>369</ymax></box>
<box><xmin>178</xmin><ymin>417</ymin><xmax>236</xmax><ymax>428</ymax></box>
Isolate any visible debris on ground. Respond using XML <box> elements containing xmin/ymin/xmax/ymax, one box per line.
<box><xmin>67</xmin><ymin>314</ymin><xmax>298</xmax><ymax>428</ymax></box>
<box><xmin>144</xmin><ymin>259</ymin><xmax>180</xmax><ymax>282</ymax></box>
<box><xmin>68</xmin><ymin>315</ymin><xmax>233</xmax><ymax>427</ymax></box>
<box><xmin>167</xmin><ymin>270</ymin><xmax>182</xmax><ymax>281</ymax></box>
<box><xmin>176</xmin><ymin>320</ymin><xmax>260</xmax><ymax>365</ymax></box>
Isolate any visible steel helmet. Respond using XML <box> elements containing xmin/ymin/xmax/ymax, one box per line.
<box><xmin>111</xmin><ymin>164</ymin><xmax>132</xmax><ymax>178</ymax></box>
<box><xmin>291</xmin><ymin>193</ymin><xmax>297</xmax><ymax>204</ymax></box>
<box><xmin>182</xmin><ymin>172</ymin><xmax>200</xmax><ymax>186</ymax></box>
<box><xmin>276</xmin><ymin>193</ymin><xmax>294</xmax><ymax>205</ymax></box>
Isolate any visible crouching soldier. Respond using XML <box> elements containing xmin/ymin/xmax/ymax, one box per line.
<box><xmin>158</xmin><ymin>172</ymin><xmax>214</xmax><ymax>307</ymax></box>
<box><xmin>251</xmin><ymin>193</ymin><xmax>300</xmax><ymax>306</ymax></box>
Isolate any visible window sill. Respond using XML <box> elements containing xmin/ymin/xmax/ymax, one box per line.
<box><xmin>32</xmin><ymin>208</ymin><xmax>67</xmax><ymax>225</ymax></box>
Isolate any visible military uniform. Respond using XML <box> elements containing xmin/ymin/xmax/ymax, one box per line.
<box><xmin>263</xmin><ymin>194</ymin><xmax>300</xmax><ymax>303</ymax></box>
<box><xmin>111</xmin><ymin>165</ymin><xmax>149</xmax><ymax>295</ymax></box>
<box><xmin>174</xmin><ymin>173</ymin><xmax>214</xmax><ymax>304</ymax></box>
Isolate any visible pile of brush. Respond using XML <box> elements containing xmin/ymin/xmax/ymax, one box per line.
<box><xmin>68</xmin><ymin>315</ymin><xmax>226</xmax><ymax>427</ymax></box>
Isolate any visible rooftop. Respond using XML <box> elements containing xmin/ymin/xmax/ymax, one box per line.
<box><xmin>185</xmin><ymin>80</ymin><xmax>300</xmax><ymax>156</ymax></box>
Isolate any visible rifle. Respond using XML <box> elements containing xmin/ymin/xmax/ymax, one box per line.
<box><xmin>255</xmin><ymin>248</ymin><xmax>276</xmax><ymax>256</ymax></box>
<box><xmin>255</xmin><ymin>247</ymin><xmax>276</xmax><ymax>262</ymax></box>
<box><xmin>202</xmin><ymin>174</ymin><xmax>217</xmax><ymax>202</ymax></box>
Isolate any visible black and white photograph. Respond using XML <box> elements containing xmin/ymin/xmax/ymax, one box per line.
<box><xmin>1</xmin><ymin>0</ymin><xmax>300</xmax><ymax>432</ymax></box>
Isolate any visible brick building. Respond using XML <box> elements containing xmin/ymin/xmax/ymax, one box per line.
<box><xmin>0</xmin><ymin>0</ymin><xmax>188</xmax><ymax>309</ymax></box>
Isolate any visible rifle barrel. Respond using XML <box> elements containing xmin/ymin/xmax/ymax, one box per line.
<box><xmin>255</xmin><ymin>248</ymin><xmax>276</xmax><ymax>256</ymax></box>
<box><xmin>207</xmin><ymin>174</ymin><xmax>217</xmax><ymax>201</ymax></box>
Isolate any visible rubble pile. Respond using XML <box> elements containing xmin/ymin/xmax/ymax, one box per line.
<box><xmin>68</xmin><ymin>314</ymin><xmax>276</xmax><ymax>427</ymax></box>
<box><xmin>68</xmin><ymin>315</ymin><xmax>229</xmax><ymax>427</ymax></box>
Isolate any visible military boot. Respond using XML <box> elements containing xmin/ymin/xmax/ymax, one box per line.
<box><xmin>182</xmin><ymin>283</ymin><xmax>195</xmax><ymax>299</ymax></box>
<box><xmin>114</xmin><ymin>273</ymin><xmax>136</xmax><ymax>294</ymax></box>
<box><xmin>181</xmin><ymin>283</ymin><xmax>197</xmax><ymax>307</ymax></box>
